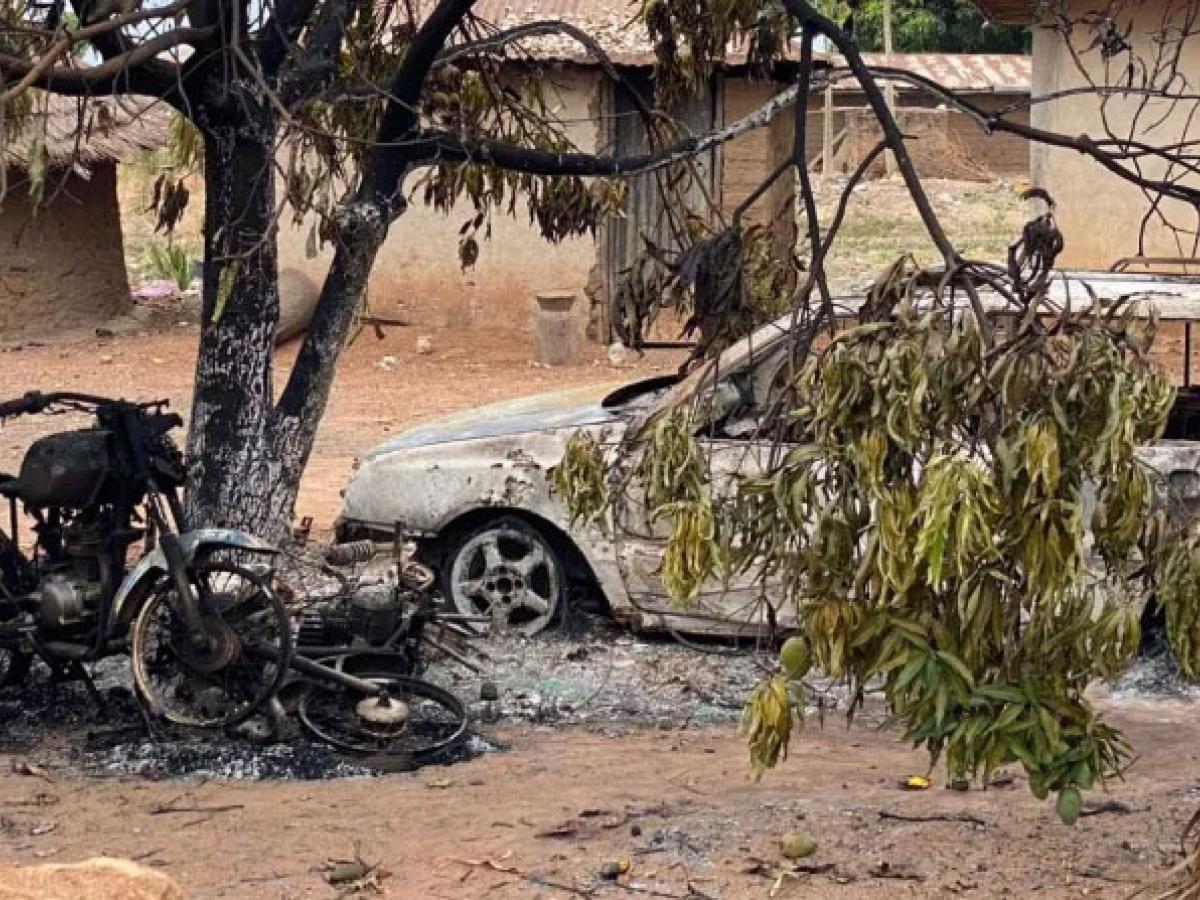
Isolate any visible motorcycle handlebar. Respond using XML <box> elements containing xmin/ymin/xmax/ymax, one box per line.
<box><xmin>0</xmin><ymin>391</ymin><xmax>170</xmax><ymax>419</ymax></box>
<box><xmin>0</xmin><ymin>398</ymin><xmax>31</xmax><ymax>419</ymax></box>
<box><xmin>0</xmin><ymin>392</ymin><xmax>44</xmax><ymax>419</ymax></box>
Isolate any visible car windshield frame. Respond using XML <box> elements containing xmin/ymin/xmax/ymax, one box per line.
<box><xmin>601</xmin><ymin>374</ymin><xmax>682</xmax><ymax>411</ymax></box>
<box><xmin>641</xmin><ymin>269</ymin><xmax>1200</xmax><ymax>423</ymax></box>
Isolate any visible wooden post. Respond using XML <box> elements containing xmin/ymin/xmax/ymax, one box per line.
<box><xmin>822</xmin><ymin>83</ymin><xmax>833</xmax><ymax>181</ymax></box>
<box><xmin>883</xmin><ymin>0</ymin><xmax>897</xmax><ymax>177</ymax></box>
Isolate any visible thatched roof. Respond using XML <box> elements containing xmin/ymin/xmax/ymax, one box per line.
<box><xmin>3</xmin><ymin>92</ymin><xmax>169</xmax><ymax>172</ymax></box>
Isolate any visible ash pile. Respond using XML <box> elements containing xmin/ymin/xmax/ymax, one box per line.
<box><xmin>435</xmin><ymin>625</ymin><xmax>766</xmax><ymax>732</ymax></box>
<box><xmin>0</xmin><ymin>540</ymin><xmax>766</xmax><ymax>783</ymax></box>
<box><xmin>0</xmin><ymin>656</ymin><xmax>386</xmax><ymax>781</ymax></box>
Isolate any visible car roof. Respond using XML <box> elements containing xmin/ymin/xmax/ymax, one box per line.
<box><xmin>648</xmin><ymin>269</ymin><xmax>1200</xmax><ymax>416</ymax></box>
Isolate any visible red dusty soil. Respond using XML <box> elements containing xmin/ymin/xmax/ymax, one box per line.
<box><xmin>0</xmin><ymin>701</ymin><xmax>1196</xmax><ymax>899</ymax></box>
<box><xmin>0</xmin><ymin>325</ymin><xmax>685</xmax><ymax>531</ymax></box>
<box><xmin>1</xmin><ymin>328</ymin><xmax>1198</xmax><ymax>899</ymax></box>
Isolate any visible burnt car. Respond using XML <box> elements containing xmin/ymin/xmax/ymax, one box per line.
<box><xmin>337</xmin><ymin>272</ymin><xmax>1200</xmax><ymax>637</ymax></box>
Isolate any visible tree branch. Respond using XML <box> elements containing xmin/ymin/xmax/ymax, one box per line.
<box><xmin>277</xmin><ymin>3</ymin><xmax>480</xmax><ymax>423</ymax></box>
<box><xmin>792</xmin><ymin>28</ymin><xmax>835</xmax><ymax>328</ymax></box>
<box><xmin>2</xmin><ymin>0</ymin><xmax>196</xmax><ymax>103</ymax></box>
<box><xmin>277</xmin><ymin>0</ymin><xmax>356</xmax><ymax>107</ymax></box>
<box><xmin>779</xmin><ymin>0</ymin><xmax>991</xmax><ymax>343</ymax></box>
<box><xmin>435</xmin><ymin>18</ymin><xmax>658</xmax><ymax>127</ymax></box>
<box><xmin>409</xmin><ymin>85</ymin><xmax>798</xmax><ymax>177</ymax></box>
<box><xmin>376</xmin><ymin>0</ymin><xmax>476</xmax><ymax>147</ymax></box>
<box><xmin>837</xmin><ymin>64</ymin><xmax>1200</xmax><ymax>206</ymax></box>
<box><xmin>0</xmin><ymin>28</ymin><xmax>205</xmax><ymax>98</ymax></box>
<box><xmin>258</xmin><ymin>0</ymin><xmax>323</xmax><ymax>77</ymax></box>
<box><xmin>63</xmin><ymin>0</ymin><xmax>178</xmax><ymax>89</ymax></box>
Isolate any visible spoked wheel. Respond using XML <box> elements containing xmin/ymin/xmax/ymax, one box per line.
<box><xmin>131</xmin><ymin>562</ymin><xmax>292</xmax><ymax>728</ymax></box>
<box><xmin>297</xmin><ymin>654</ymin><xmax>468</xmax><ymax>759</ymax></box>
<box><xmin>446</xmin><ymin>518</ymin><xmax>561</xmax><ymax>635</ymax></box>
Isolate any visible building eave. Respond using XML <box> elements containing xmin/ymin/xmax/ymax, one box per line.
<box><xmin>972</xmin><ymin>0</ymin><xmax>1036</xmax><ymax>26</ymax></box>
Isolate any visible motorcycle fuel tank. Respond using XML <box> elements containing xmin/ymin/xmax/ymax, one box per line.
<box><xmin>18</xmin><ymin>429</ymin><xmax>115</xmax><ymax>508</ymax></box>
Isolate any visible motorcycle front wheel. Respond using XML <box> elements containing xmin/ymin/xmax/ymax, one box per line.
<box><xmin>130</xmin><ymin>562</ymin><xmax>292</xmax><ymax>728</ymax></box>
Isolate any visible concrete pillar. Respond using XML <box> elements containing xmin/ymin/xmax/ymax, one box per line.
<box><xmin>534</xmin><ymin>291</ymin><xmax>578</xmax><ymax>366</ymax></box>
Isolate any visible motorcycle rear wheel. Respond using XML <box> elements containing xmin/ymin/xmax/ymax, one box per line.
<box><xmin>297</xmin><ymin>655</ymin><xmax>468</xmax><ymax>760</ymax></box>
<box><xmin>130</xmin><ymin>562</ymin><xmax>292</xmax><ymax>728</ymax></box>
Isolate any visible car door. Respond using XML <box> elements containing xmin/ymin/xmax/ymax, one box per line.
<box><xmin>610</xmin><ymin>340</ymin><xmax>795</xmax><ymax>637</ymax></box>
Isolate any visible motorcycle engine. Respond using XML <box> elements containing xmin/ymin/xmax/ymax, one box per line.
<box><xmin>39</xmin><ymin>574</ymin><xmax>101</xmax><ymax>629</ymax></box>
<box><xmin>37</xmin><ymin>517</ymin><xmax>111</xmax><ymax>629</ymax></box>
<box><xmin>297</xmin><ymin>586</ymin><xmax>403</xmax><ymax>649</ymax></box>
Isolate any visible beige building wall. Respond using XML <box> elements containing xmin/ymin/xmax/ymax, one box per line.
<box><xmin>277</xmin><ymin>66</ymin><xmax>604</xmax><ymax>338</ymax></box>
<box><xmin>1030</xmin><ymin>0</ymin><xmax>1200</xmax><ymax>268</ymax></box>
<box><xmin>0</xmin><ymin>164</ymin><xmax>131</xmax><ymax>342</ymax></box>
<box><xmin>277</xmin><ymin>68</ymin><xmax>800</xmax><ymax>344</ymax></box>
<box><xmin>721</xmin><ymin>77</ymin><xmax>795</xmax><ymax>237</ymax></box>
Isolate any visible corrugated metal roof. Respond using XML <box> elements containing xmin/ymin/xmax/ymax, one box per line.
<box><xmin>469</xmin><ymin>2</ymin><xmax>1031</xmax><ymax>93</ymax></box>
<box><xmin>852</xmin><ymin>53</ymin><xmax>1031</xmax><ymax>93</ymax></box>
<box><xmin>472</xmin><ymin>0</ymin><xmax>660</xmax><ymax>65</ymax></box>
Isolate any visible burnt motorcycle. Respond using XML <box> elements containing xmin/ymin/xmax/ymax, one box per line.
<box><xmin>0</xmin><ymin>391</ymin><xmax>291</xmax><ymax>728</ymax></box>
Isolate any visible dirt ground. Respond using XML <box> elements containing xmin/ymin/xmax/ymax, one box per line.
<box><xmin>0</xmin><ymin>325</ymin><xmax>1199</xmax><ymax>899</ymax></box>
<box><xmin>0</xmin><ymin>324</ymin><xmax>685</xmax><ymax>530</ymax></box>
<box><xmin>0</xmin><ymin>699</ymin><xmax>1197</xmax><ymax>899</ymax></box>
<box><xmin>1</xmin><ymin>174</ymin><xmax>1198</xmax><ymax>897</ymax></box>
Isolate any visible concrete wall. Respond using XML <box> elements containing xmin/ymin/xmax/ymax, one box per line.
<box><xmin>807</xmin><ymin>91</ymin><xmax>1030</xmax><ymax>180</ymax></box>
<box><xmin>1031</xmin><ymin>0</ymin><xmax>1200</xmax><ymax>268</ymax></box>
<box><xmin>721</xmin><ymin>77</ymin><xmax>795</xmax><ymax>233</ymax></box>
<box><xmin>277</xmin><ymin>66</ymin><xmax>604</xmax><ymax>340</ymax></box>
<box><xmin>0</xmin><ymin>164</ymin><xmax>131</xmax><ymax>342</ymax></box>
<box><xmin>279</xmin><ymin>67</ymin><xmax>803</xmax><ymax>345</ymax></box>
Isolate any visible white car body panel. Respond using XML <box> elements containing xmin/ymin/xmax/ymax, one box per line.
<box><xmin>340</xmin><ymin>272</ymin><xmax>1200</xmax><ymax>635</ymax></box>
<box><xmin>340</xmin><ymin>385</ymin><xmax>638</xmax><ymax>623</ymax></box>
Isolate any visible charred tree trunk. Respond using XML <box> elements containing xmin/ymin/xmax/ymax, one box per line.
<box><xmin>183</xmin><ymin>90</ymin><xmax>396</xmax><ymax>541</ymax></box>
<box><xmin>182</xmin><ymin>0</ymin><xmax>470</xmax><ymax>541</ymax></box>
<box><xmin>268</xmin><ymin>202</ymin><xmax>390</xmax><ymax>535</ymax></box>
<box><xmin>184</xmin><ymin>97</ymin><xmax>288</xmax><ymax>539</ymax></box>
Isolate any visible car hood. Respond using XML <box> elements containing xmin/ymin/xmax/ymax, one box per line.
<box><xmin>361</xmin><ymin>383</ymin><xmax>627</xmax><ymax>458</ymax></box>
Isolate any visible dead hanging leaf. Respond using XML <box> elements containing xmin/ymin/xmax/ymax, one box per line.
<box><xmin>168</xmin><ymin>113</ymin><xmax>204</xmax><ymax>173</ymax></box>
<box><xmin>26</xmin><ymin>135</ymin><xmax>47</xmax><ymax>213</ymax></box>
<box><xmin>148</xmin><ymin>174</ymin><xmax>165</xmax><ymax>215</ymax></box>
<box><xmin>859</xmin><ymin>254</ymin><xmax>918</xmax><ymax>323</ymax></box>
<box><xmin>305</xmin><ymin>225</ymin><xmax>318</xmax><ymax>259</ymax></box>
<box><xmin>212</xmin><ymin>261</ymin><xmax>241</xmax><ymax>325</ymax></box>
<box><xmin>458</xmin><ymin>235</ymin><xmax>479</xmax><ymax>269</ymax></box>
<box><xmin>1007</xmin><ymin>190</ymin><xmax>1064</xmax><ymax>293</ymax></box>
<box><xmin>154</xmin><ymin>180</ymin><xmax>190</xmax><ymax>235</ymax></box>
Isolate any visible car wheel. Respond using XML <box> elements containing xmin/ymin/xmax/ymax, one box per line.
<box><xmin>444</xmin><ymin>518</ymin><xmax>562</xmax><ymax>636</ymax></box>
